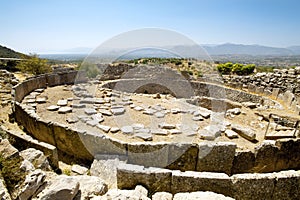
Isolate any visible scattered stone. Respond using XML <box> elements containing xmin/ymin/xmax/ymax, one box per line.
<box><xmin>143</xmin><ymin>108</ymin><xmax>156</xmax><ymax>115</ymax></box>
<box><xmin>71</xmin><ymin>164</ymin><xmax>88</xmax><ymax>175</ymax></box>
<box><xmin>0</xmin><ymin>139</ymin><xmax>19</xmax><ymax>159</ymax></box>
<box><xmin>86</xmin><ymin>120</ymin><xmax>99</xmax><ymax>127</ymax></box>
<box><xmin>98</xmin><ymin>109</ymin><xmax>112</xmax><ymax>116</ymax></box>
<box><xmin>158</xmin><ymin>123</ymin><xmax>176</xmax><ymax>129</ymax></box>
<box><xmin>66</xmin><ymin>116</ymin><xmax>79</xmax><ymax>123</ymax></box>
<box><xmin>97</xmin><ymin>124</ymin><xmax>111</xmax><ymax>133</ymax></box>
<box><xmin>121</xmin><ymin>126</ymin><xmax>134</xmax><ymax>134</ymax></box>
<box><xmin>57</xmin><ymin>99</ymin><xmax>68</xmax><ymax>106</ymax></box>
<box><xmin>173</xmin><ymin>191</ymin><xmax>234</xmax><ymax>200</ymax></box>
<box><xmin>71</xmin><ymin>103</ymin><xmax>86</xmax><ymax>108</ymax></box>
<box><xmin>171</xmin><ymin>108</ymin><xmax>181</xmax><ymax>114</ymax></box>
<box><xmin>169</xmin><ymin>129</ymin><xmax>182</xmax><ymax>135</ymax></box>
<box><xmin>18</xmin><ymin>169</ymin><xmax>46</xmax><ymax>200</ymax></box>
<box><xmin>80</xmin><ymin>98</ymin><xmax>96</xmax><ymax>104</ymax></box>
<box><xmin>96</xmin><ymin>185</ymin><xmax>150</xmax><ymax>200</ymax></box>
<box><xmin>111</xmin><ymin>107</ymin><xmax>125</xmax><ymax>115</ymax></box>
<box><xmin>231</xmin><ymin>124</ymin><xmax>256</xmax><ymax>141</ymax></box>
<box><xmin>94</xmin><ymin>98</ymin><xmax>105</xmax><ymax>104</ymax></box>
<box><xmin>225</xmin><ymin>129</ymin><xmax>239</xmax><ymax>139</ymax></box>
<box><xmin>226</xmin><ymin>108</ymin><xmax>241</xmax><ymax>115</ymax></box>
<box><xmin>134</xmin><ymin>133</ymin><xmax>153</xmax><ymax>141</ymax></box>
<box><xmin>134</xmin><ymin>106</ymin><xmax>144</xmax><ymax>111</ymax></box>
<box><xmin>151</xmin><ymin>129</ymin><xmax>168</xmax><ymax>136</ymax></box>
<box><xmin>20</xmin><ymin>148</ymin><xmax>51</xmax><ymax>171</ymax></box>
<box><xmin>58</xmin><ymin>106</ymin><xmax>72</xmax><ymax>114</ymax></box>
<box><xmin>78</xmin><ymin>115</ymin><xmax>91</xmax><ymax>123</ymax></box>
<box><xmin>35</xmin><ymin>175</ymin><xmax>79</xmax><ymax>200</ymax></box>
<box><xmin>110</xmin><ymin>127</ymin><xmax>120</xmax><ymax>133</ymax></box>
<box><xmin>242</xmin><ymin>102</ymin><xmax>257</xmax><ymax>109</ymax></box>
<box><xmin>192</xmin><ymin>115</ymin><xmax>204</xmax><ymax>121</ymax></box>
<box><xmin>92</xmin><ymin>113</ymin><xmax>104</xmax><ymax>122</ymax></box>
<box><xmin>46</xmin><ymin>105</ymin><xmax>60</xmax><ymax>111</ymax></box>
<box><xmin>85</xmin><ymin>108</ymin><xmax>97</xmax><ymax>115</ymax></box>
<box><xmin>36</xmin><ymin>97</ymin><xmax>47</xmax><ymax>104</ymax></box>
<box><xmin>132</xmin><ymin>123</ymin><xmax>145</xmax><ymax>130</ymax></box>
<box><xmin>155</xmin><ymin>112</ymin><xmax>165</xmax><ymax>118</ymax></box>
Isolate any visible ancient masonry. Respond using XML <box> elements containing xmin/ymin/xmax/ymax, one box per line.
<box><xmin>11</xmin><ymin>65</ymin><xmax>300</xmax><ymax>200</ymax></box>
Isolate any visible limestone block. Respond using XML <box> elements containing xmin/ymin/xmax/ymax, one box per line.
<box><xmin>152</xmin><ymin>192</ymin><xmax>173</xmax><ymax>200</ymax></box>
<box><xmin>73</xmin><ymin>175</ymin><xmax>108</xmax><ymax>198</ymax></box>
<box><xmin>0</xmin><ymin>139</ymin><xmax>19</xmax><ymax>159</ymax></box>
<box><xmin>167</xmin><ymin>143</ymin><xmax>198</xmax><ymax>171</ymax></box>
<box><xmin>173</xmin><ymin>191</ymin><xmax>234</xmax><ymax>200</ymax></box>
<box><xmin>127</xmin><ymin>142</ymin><xmax>169</xmax><ymax>168</ymax></box>
<box><xmin>231</xmin><ymin>150</ymin><xmax>255</xmax><ymax>174</ymax></box>
<box><xmin>254</xmin><ymin>140</ymin><xmax>279</xmax><ymax>173</ymax></box>
<box><xmin>171</xmin><ymin>171</ymin><xmax>233</xmax><ymax>197</ymax></box>
<box><xmin>232</xmin><ymin>173</ymin><xmax>275</xmax><ymax>200</ymax></box>
<box><xmin>197</xmin><ymin>142</ymin><xmax>236</xmax><ymax>175</ymax></box>
<box><xmin>117</xmin><ymin>163</ymin><xmax>172</xmax><ymax>193</ymax></box>
<box><xmin>231</xmin><ymin>124</ymin><xmax>256</xmax><ymax>142</ymax></box>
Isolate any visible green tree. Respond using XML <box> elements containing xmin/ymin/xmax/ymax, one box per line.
<box><xmin>16</xmin><ymin>54</ymin><xmax>52</xmax><ymax>75</ymax></box>
<box><xmin>217</xmin><ymin>62</ymin><xmax>233</xmax><ymax>75</ymax></box>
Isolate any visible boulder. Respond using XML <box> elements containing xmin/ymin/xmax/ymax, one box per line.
<box><xmin>18</xmin><ymin>169</ymin><xmax>46</xmax><ymax>200</ymax></box>
<box><xmin>20</xmin><ymin>148</ymin><xmax>51</xmax><ymax>171</ymax></box>
<box><xmin>0</xmin><ymin>139</ymin><xmax>19</xmax><ymax>159</ymax></box>
<box><xmin>35</xmin><ymin>175</ymin><xmax>79</xmax><ymax>200</ymax></box>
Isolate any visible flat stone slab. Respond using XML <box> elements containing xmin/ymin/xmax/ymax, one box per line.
<box><xmin>71</xmin><ymin>104</ymin><xmax>86</xmax><ymax>108</ymax></box>
<box><xmin>132</xmin><ymin>123</ymin><xmax>145</xmax><ymax>130</ymax></box>
<box><xmin>143</xmin><ymin>108</ymin><xmax>156</xmax><ymax>115</ymax></box>
<box><xmin>47</xmin><ymin>105</ymin><xmax>60</xmax><ymax>111</ymax></box>
<box><xmin>57</xmin><ymin>99</ymin><xmax>68</xmax><ymax>106</ymax></box>
<box><xmin>110</xmin><ymin>127</ymin><xmax>120</xmax><ymax>133</ymax></box>
<box><xmin>58</xmin><ymin>106</ymin><xmax>72</xmax><ymax>114</ymax></box>
<box><xmin>86</xmin><ymin>120</ymin><xmax>99</xmax><ymax>127</ymax></box>
<box><xmin>192</xmin><ymin>116</ymin><xmax>204</xmax><ymax>121</ymax></box>
<box><xmin>231</xmin><ymin>124</ymin><xmax>256</xmax><ymax>141</ymax></box>
<box><xmin>134</xmin><ymin>133</ymin><xmax>153</xmax><ymax>141</ymax></box>
<box><xmin>134</xmin><ymin>106</ymin><xmax>144</xmax><ymax>111</ymax></box>
<box><xmin>155</xmin><ymin>112</ymin><xmax>165</xmax><ymax>118</ymax></box>
<box><xmin>225</xmin><ymin>129</ymin><xmax>239</xmax><ymax>139</ymax></box>
<box><xmin>111</xmin><ymin>107</ymin><xmax>125</xmax><ymax>115</ymax></box>
<box><xmin>151</xmin><ymin>129</ymin><xmax>168</xmax><ymax>136</ymax></box>
<box><xmin>121</xmin><ymin>126</ymin><xmax>134</xmax><ymax>134</ymax></box>
<box><xmin>85</xmin><ymin>108</ymin><xmax>97</xmax><ymax>115</ymax></box>
<box><xmin>169</xmin><ymin>129</ymin><xmax>182</xmax><ymax>135</ymax></box>
<box><xmin>98</xmin><ymin>109</ymin><xmax>112</xmax><ymax>116</ymax></box>
<box><xmin>66</xmin><ymin>116</ymin><xmax>79</xmax><ymax>123</ymax></box>
<box><xmin>97</xmin><ymin>124</ymin><xmax>111</xmax><ymax>133</ymax></box>
<box><xmin>159</xmin><ymin>122</ymin><xmax>176</xmax><ymax>129</ymax></box>
<box><xmin>92</xmin><ymin>113</ymin><xmax>104</xmax><ymax>122</ymax></box>
<box><xmin>36</xmin><ymin>97</ymin><xmax>47</xmax><ymax>104</ymax></box>
<box><xmin>80</xmin><ymin>98</ymin><xmax>96</xmax><ymax>104</ymax></box>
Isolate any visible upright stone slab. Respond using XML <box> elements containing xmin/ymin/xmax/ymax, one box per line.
<box><xmin>197</xmin><ymin>142</ymin><xmax>236</xmax><ymax>175</ymax></box>
<box><xmin>127</xmin><ymin>142</ymin><xmax>169</xmax><ymax>168</ymax></box>
<box><xmin>231</xmin><ymin>150</ymin><xmax>255</xmax><ymax>174</ymax></box>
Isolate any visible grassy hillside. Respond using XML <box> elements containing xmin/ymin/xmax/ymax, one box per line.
<box><xmin>0</xmin><ymin>45</ymin><xmax>26</xmax><ymax>58</ymax></box>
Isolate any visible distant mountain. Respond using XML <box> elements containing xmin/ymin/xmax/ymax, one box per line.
<box><xmin>287</xmin><ymin>46</ymin><xmax>300</xmax><ymax>55</ymax></box>
<box><xmin>202</xmin><ymin>43</ymin><xmax>294</xmax><ymax>56</ymax></box>
<box><xmin>0</xmin><ymin>45</ymin><xmax>27</xmax><ymax>58</ymax></box>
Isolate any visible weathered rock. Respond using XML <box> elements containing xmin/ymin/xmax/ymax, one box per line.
<box><xmin>58</xmin><ymin>106</ymin><xmax>72</xmax><ymax>114</ymax></box>
<box><xmin>155</xmin><ymin>112</ymin><xmax>165</xmax><ymax>118</ymax></box>
<box><xmin>121</xmin><ymin>126</ymin><xmax>134</xmax><ymax>134</ymax></box>
<box><xmin>91</xmin><ymin>113</ymin><xmax>104</xmax><ymax>122</ymax></box>
<box><xmin>151</xmin><ymin>129</ymin><xmax>168</xmax><ymax>136</ymax></box>
<box><xmin>0</xmin><ymin>176</ymin><xmax>11</xmax><ymax>200</ymax></box>
<box><xmin>20</xmin><ymin>159</ymin><xmax>35</xmax><ymax>172</ymax></box>
<box><xmin>96</xmin><ymin>185</ymin><xmax>150</xmax><ymax>200</ymax></box>
<box><xmin>36</xmin><ymin>97</ymin><xmax>47</xmax><ymax>104</ymax></box>
<box><xmin>0</xmin><ymin>139</ymin><xmax>19</xmax><ymax>159</ymax></box>
<box><xmin>197</xmin><ymin>142</ymin><xmax>236</xmax><ymax>175</ymax></box>
<box><xmin>231</xmin><ymin>150</ymin><xmax>255</xmax><ymax>174</ymax></box>
<box><xmin>84</xmin><ymin>108</ymin><xmax>97</xmax><ymax>115</ymax></box>
<box><xmin>73</xmin><ymin>175</ymin><xmax>108</xmax><ymax>199</ymax></box>
<box><xmin>66</xmin><ymin>116</ymin><xmax>79</xmax><ymax>123</ymax></box>
<box><xmin>152</xmin><ymin>192</ymin><xmax>173</xmax><ymax>200</ymax></box>
<box><xmin>225</xmin><ymin>129</ymin><xmax>238</xmax><ymax>139</ymax></box>
<box><xmin>86</xmin><ymin>120</ymin><xmax>99</xmax><ymax>127</ymax></box>
<box><xmin>226</xmin><ymin>108</ymin><xmax>241</xmax><ymax>115</ymax></box>
<box><xmin>98</xmin><ymin>109</ymin><xmax>112</xmax><ymax>116</ymax></box>
<box><xmin>111</xmin><ymin>107</ymin><xmax>125</xmax><ymax>115</ymax></box>
<box><xmin>91</xmin><ymin>155</ymin><xmax>127</xmax><ymax>188</ymax></box>
<box><xmin>242</xmin><ymin>102</ymin><xmax>257</xmax><ymax>109</ymax></box>
<box><xmin>46</xmin><ymin>105</ymin><xmax>60</xmax><ymax>111</ymax></box>
<box><xmin>20</xmin><ymin>148</ymin><xmax>51</xmax><ymax>171</ymax></box>
<box><xmin>110</xmin><ymin>127</ymin><xmax>120</xmax><ymax>133</ymax></box>
<box><xmin>173</xmin><ymin>191</ymin><xmax>234</xmax><ymax>200</ymax></box>
<box><xmin>36</xmin><ymin>175</ymin><xmax>79</xmax><ymax>200</ymax></box>
<box><xmin>97</xmin><ymin>125</ymin><xmax>111</xmax><ymax>133</ymax></box>
<box><xmin>18</xmin><ymin>169</ymin><xmax>46</xmax><ymax>200</ymax></box>
<box><xmin>71</xmin><ymin>164</ymin><xmax>88</xmax><ymax>175</ymax></box>
<box><xmin>158</xmin><ymin>123</ymin><xmax>176</xmax><ymax>129</ymax></box>
<box><xmin>231</xmin><ymin>124</ymin><xmax>256</xmax><ymax>141</ymax></box>
<box><xmin>57</xmin><ymin>99</ymin><xmax>68</xmax><ymax>106</ymax></box>
<box><xmin>134</xmin><ymin>133</ymin><xmax>153</xmax><ymax>141</ymax></box>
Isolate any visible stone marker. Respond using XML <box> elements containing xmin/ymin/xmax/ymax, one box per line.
<box><xmin>58</xmin><ymin>106</ymin><xmax>72</xmax><ymax>114</ymax></box>
<box><xmin>57</xmin><ymin>99</ymin><xmax>68</xmax><ymax>106</ymax></box>
<box><xmin>47</xmin><ymin>105</ymin><xmax>60</xmax><ymax>111</ymax></box>
<box><xmin>97</xmin><ymin>124</ymin><xmax>111</xmax><ymax>133</ymax></box>
<box><xmin>121</xmin><ymin>126</ymin><xmax>134</xmax><ymax>134</ymax></box>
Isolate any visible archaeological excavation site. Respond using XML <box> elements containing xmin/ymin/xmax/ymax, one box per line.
<box><xmin>1</xmin><ymin>60</ymin><xmax>299</xmax><ymax>199</ymax></box>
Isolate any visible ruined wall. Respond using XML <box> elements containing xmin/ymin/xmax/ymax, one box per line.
<box><xmin>12</xmin><ymin>70</ymin><xmax>300</xmax><ymax>174</ymax></box>
<box><xmin>222</xmin><ymin>67</ymin><xmax>300</xmax><ymax>114</ymax></box>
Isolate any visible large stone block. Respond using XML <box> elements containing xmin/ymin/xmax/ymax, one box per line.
<box><xmin>197</xmin><ymin>142</ymin><xmax>236</xmax><ymax>175</ymax></box>
<box><xmin>117</xmin><ymin>163</ymin><xmax>172</xmax><ymax>193</ymax></box>
<box><xmin>167</xmin><ymin>143</ymin><xmax>198</xmax><ymax>171</ymax></box>
<box><xmin>231</xmin><ymin>150</ymin><xmax>255</xmax><ymax>174</ymax></box>
<box><xmin>254</xmin><ymin>140</ymin><xmax>279</xmax><ymax>173</ymax></box>
<box><xmin>171</xmin><ymin>171</ymin><xmax>233</xmax><ymax>197</ymax></box>
<box><xmin>275</xmin><ymin>139</ymin><xmax>300</xmax><ymax>170</ymax></box>
<box><xmin>272</xmin><ymin>170</ymin><xmax>300</xmax><ymax>200</ymax></box>
<box><xmin>127</xmin><ymin>142</ymin><xmax>169</xmax><ymax>168</ymax></box>
<box><xmin>232</xmin><ymin>173</ymin><xmax>275</xmax><ymax>200</ymax></box>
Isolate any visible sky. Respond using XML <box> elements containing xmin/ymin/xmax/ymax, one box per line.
<box><xmin>1</xmin><ymin>0</ymin><xmax>300</xmax><ymax>54</ymax></box>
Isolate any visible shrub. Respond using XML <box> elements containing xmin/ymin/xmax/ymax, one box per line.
<box><xmin>16</xmin><ymin>54</ymin><xmax>52</xmax><ymax>75</ymax></box>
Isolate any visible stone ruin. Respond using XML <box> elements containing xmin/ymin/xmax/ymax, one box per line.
<box><xmin>8</xmin><ymin>64</ymin><xmax>300</xmax><ymax>199</ymax></box>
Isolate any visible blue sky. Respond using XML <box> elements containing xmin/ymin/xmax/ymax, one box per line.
<box><xmin>1</xmin><ymin>0</ymin><xmax>300</xmax><ymax>53</ymax></box>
